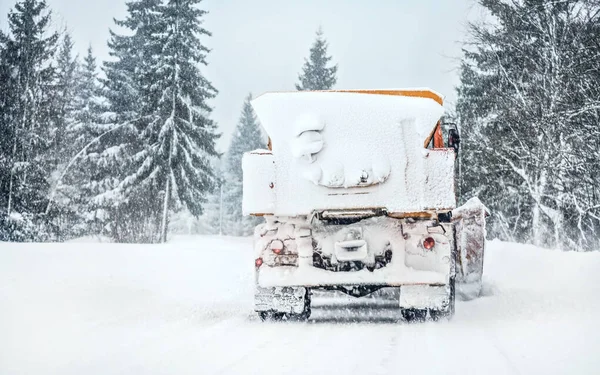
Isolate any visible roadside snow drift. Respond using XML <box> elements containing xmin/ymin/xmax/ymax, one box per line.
<box><xmin>1</xmin><ymin>237</ymin><xmax>599</xmax><ymax>375</ymax></box>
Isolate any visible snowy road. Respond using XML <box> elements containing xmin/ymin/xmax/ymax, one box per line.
<box><xmin>1</xmin><ymin>236</ymin><xmax>599</xmax><ymax>375</ymax></box>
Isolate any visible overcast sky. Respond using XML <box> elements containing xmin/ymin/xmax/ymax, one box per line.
<box><xmin>0</xmin><ymin>0</ymin><xmax>481</xmax><ymax>151</ymax></box>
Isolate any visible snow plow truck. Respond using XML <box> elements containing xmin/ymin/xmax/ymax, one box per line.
<box><xmin>242</xmin><ymin>89</ymin><xmax>487</xmax><ymax>322</ymax></box>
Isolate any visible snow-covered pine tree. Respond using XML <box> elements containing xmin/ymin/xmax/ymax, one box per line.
<box><xmin>69</xmin><ymin>46</ymin><xmax>105</xmax><ymax>152</ymax></box>
<box><xmin>0</xmin><ymin>0</ymin><xmax>58</xmax><ymax>241</ymax></box>
<box><xmin>0</xmin><ymin>29</ymin><xmax>16</xmax><ymax>223</ymax></box>
<box><xmin>90</xmin><ymin>0</ymin><xmax>166</xmax><ymax>243</ymax></box>
<box><xmin>56</xmin><ymin>46</ymin><xmax>108</xmax><ymax>237</ymax></box>
<box><xmin>456</xmin><ymin>0</ymin><xmax>600</xmax><ymax>251</ymax></box>
<box><xmin>102</xmin><ymin>0</ymin><xmax>219</xmax><ymax>243</ymax></box>
<box><xmin>104</xmin><ymin>0</ymin><xmax>163</xmax><ymax>122</ymax></box>
<box><xmin>154</xmin><ymin>0</ymin><xmax>219</xmax><ymax>242</ymax></box>
<box><xmin>0</xmin><ymin>27</ymin><xmax>17</xmax><ymax>240</ymax></box>
<box><xmin>296</xmin><ymin>28</ymin><xmax>338</xmax><ymax>91</ymax></box>
<box><xmin>52</xmin><ymin>32</ymin><xmax>78</xmax><ymax>165</ymax></box>
<box><xmin>222</xmin><ymin>93</ymin><xmax>265</xmax><ymax>236</ymax></box>
<box><xmin>45</xmin><ymin>32</ymin><xmax>81</xmax><ymax>240</ymax></box>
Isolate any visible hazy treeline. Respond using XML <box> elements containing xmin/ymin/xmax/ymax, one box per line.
<box><xmin>2</xmin><ymin>0</ymin><xmax>598</xmax><ymax>251</ymax></box>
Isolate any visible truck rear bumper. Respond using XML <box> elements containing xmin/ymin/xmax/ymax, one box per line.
<box><xmin>257</xmin><ymin>263</ymin><xmax>448</xmax><ymax>288</ymax></box>
<box><xmin>254</xmin><ymin>284</ymin><xmax>451</xmax><ymax>312</ymax></box>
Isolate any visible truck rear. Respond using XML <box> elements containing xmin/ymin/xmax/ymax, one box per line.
<box><xmin>242</xmin><ymin>89</ymin><xmax>485</xmax><ymax>322</ymax></box>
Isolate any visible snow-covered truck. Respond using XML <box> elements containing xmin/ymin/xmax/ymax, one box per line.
<box><xmin>242</xmin><ymin>89</ymin><xmax>486</xmax><ymax>321</ymax></box>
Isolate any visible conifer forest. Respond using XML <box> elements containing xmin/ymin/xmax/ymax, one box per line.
<box><xmin>1</xmin><ymin>0</ymin><xmax>599</xmax><ymax>251</ymax></box>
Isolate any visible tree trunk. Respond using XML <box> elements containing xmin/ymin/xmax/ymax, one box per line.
<box><xmin>532</xmin><ymin>171</ymin><xmax>548</xmax><ymax>247</ymax></box>
<box><xmin>219</xmin><ymin>183</ymin><xmax>223</xmax><ymax>236</ymax></box>
<box><xmin>554</xmin><ymin>216</ymin><xmax>561</xmax><ymax>251</ymax></box>
<box><xmin>532</xmin><ymin>202</ymin><xmax>542</xmax><ymax>247</ymax></box>
<box><xmin>160</xmin><ymin>176</ymin><xmax>170</xmax><ymax>243</ymax></box>
<box><xmin>7</xmin><ymin>129</ymin><xmax>18</xmax><ymax>214</ymax></box>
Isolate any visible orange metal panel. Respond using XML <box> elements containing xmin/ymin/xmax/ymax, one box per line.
<box><xmin>433</xmin><ymin>122</ymin><xmax>444</xmax><ymax>148</ymax></box>
<box><xmin>254</xmin><ymin>89</ymin><xmax>444</xmax><ymax>106</ymax></box>
<box><xmin>326</xmin><ymin>89</ymin><xmax>444</xmax><ymax>106</ymax></box>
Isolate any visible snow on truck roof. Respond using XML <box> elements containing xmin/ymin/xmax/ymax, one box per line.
<box><xmin>251</xmin><ymin>88</ymin><xmax>445</xmax><ymax>145</ymax></box>
<box><xmin>244</xmin><ymin>89</ymin><xmax>453</xmax><ymax>214</ymax></box>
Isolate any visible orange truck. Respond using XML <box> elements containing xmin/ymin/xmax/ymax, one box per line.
<box><xmin>243</xmin><ymin>89</ymin><xmax>486</xmax><ymax>321</ymax></box>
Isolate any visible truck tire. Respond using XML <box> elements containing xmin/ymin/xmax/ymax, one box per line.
<box><xmin>258</xmin><ymin>311</ymin><xmax>285</xmax><ymax>322</ymax></box>
<box><xmin>400</xmin><ymin>278</ymin><xmax>456</xmax><ymax>322</ymax></box>
<box><xmin>287</xmin><ymin>288</ymin><xmax>312</xmax><ymax>321</ymax></box>
<box><xmin>291</xmin><ymin>289</ymin><xmax>312</xmax><ymax>321</ymax></box>
<box><xmin>257</xmin><ymin>289</ymin><xmax>311</xmax><ymax>322</ymax></box>
<box><xmin>401</xmin><ymin>308</ymin><xmax>428</xmax><ymax>322</ymax></box>
<box><xmin>429</xmin><ymin>277</ymin><xmax>456</xmax><ymax>321</ymax></box>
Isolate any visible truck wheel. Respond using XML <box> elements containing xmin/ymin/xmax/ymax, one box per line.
<box><xmin>287</xmin><ymin>288</ymin><xmax>312</xmax><ymax>321</ymax></box>
<box><xmin>258</xmin><ymin>289</ymin><xmax>311</xmax><ymax>322</ymax></box>
<box><xmin>258</xmin><ymin>311</ymin><xmax>285</xmax><ymax>321</ymax></box>
<box><xmin>401</xmin><ymin>308</ymin><xmax>428</xmax><ymax>322</ymax></box>
<box><xmin>429</xmin><ymin>277</ymin><xmax>456</xmax><ymax>321</ymax></box>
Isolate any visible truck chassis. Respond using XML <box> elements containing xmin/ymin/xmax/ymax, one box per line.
<box><xmin>253</xmin><ymin>213</ymin><xmax>461</xmax><ymax>322</ymax></box>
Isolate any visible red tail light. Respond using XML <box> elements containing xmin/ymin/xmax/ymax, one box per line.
<box><xmin>270</xmin><ymin>240</ymin><xmax>284</xmax><ymax>255</ymax></box>
<box><xmin>423</xmin><ymin>237</ymin><xmax>435</xmax><ymax>250</ymax></box>
<box><xmin>255</xmin><ymin>258</ymin><xmax>263</xmax><ymax>268</ymax></box>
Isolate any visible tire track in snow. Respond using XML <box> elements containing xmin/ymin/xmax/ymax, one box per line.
<box><xmin>483</xmin><ymin>328</ymin><xmax>523</xmax><ymax>375</ymax></box>
<box><xmin>212</xmin><ymin>321</ymin><xmax>297</xmax><ymax>375</ymax></box>
<box><xmin>64</xmin><ymin>305</ymin><xmax>249</xmax><ymax>375</ymax></box>
<box><xmin>112</xmin><ymin>311</ymin><xmax>251</xmax><ymax>375</ymax></box>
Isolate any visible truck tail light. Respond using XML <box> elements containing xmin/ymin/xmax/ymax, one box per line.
<box><xmin>271</xmin><ymin>240</ymin><xmax>284</xmax><ymax>254</ymax></box>
<box><xmin>423</xmin><ymin>237</ymin><xmax>435</xmax><ymax>250</ymax></box>
<box><xmin>255</xmin><ymin>258</ymin><xmax>263</xmax><ymax>268</ymax></box>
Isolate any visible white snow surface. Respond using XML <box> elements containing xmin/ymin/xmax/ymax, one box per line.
<box><xmin>248</xmin><ymin>91</ymin><xmax>455</xmax><ymax>216</ymax></box>
<box><xmin>1</xmin><ymin>236</ymin><xmax>599</xmax><ymax>375</ymax></box>
<box><xmin>242</xmin><ymin>150</ymin><xmax>275</xmax><ymax>215</ymax></box>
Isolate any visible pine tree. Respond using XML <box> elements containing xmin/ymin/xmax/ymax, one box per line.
<box><xmin>86</xmin><ymin>0</ymin><xmax>166</xmax><ymax>243</ymax></box>
<box><xmin>44</xmin><ymin>32</ymin><xmax>82</xmax><ymax>240</ymax></box>
<box><xmin>103</xmin><ymin>0</ymin><xmax>163</xmax><ymax>122</ymax></box>
<box><xmin>296</xmin><ymin>28</ymin><xmax>338</xmax><ymax>91</ymax></box>
<box><xmin>0</xmin><ymin>29</ymin><xmax>17</xmax><ymax>239</ymax></box>
<box><xmin>69</xmin><ymin>46</ymin><xmax>105</xmax><ymax>151</ymax></box>
<box><xmin>54</xmin><ymin>46</ymin><xmax>107</xmax><ymax>236</ymax></box>
<box><xmin>52</xmin><ymin>32</ymin><xmax>78</xmax><ymax>165</ymax></box>
<box><xmin>0</xmin><ymin>0</ymin><xmax>58</xmax><ymax>241</ymax></box>
<box><xmin>222</xmin><ymin>93</ymin><xmax>265</xmax><ymax>236</ymax></box>
<box><xmin>96</xmin><ymin>0</ymin><xmax>219</xmax><ymax>243</ymax></box>
<box><xmin>147</xmin><ymin>0</ymin><xmax>220</xmax><ymax>242</ymax></box>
